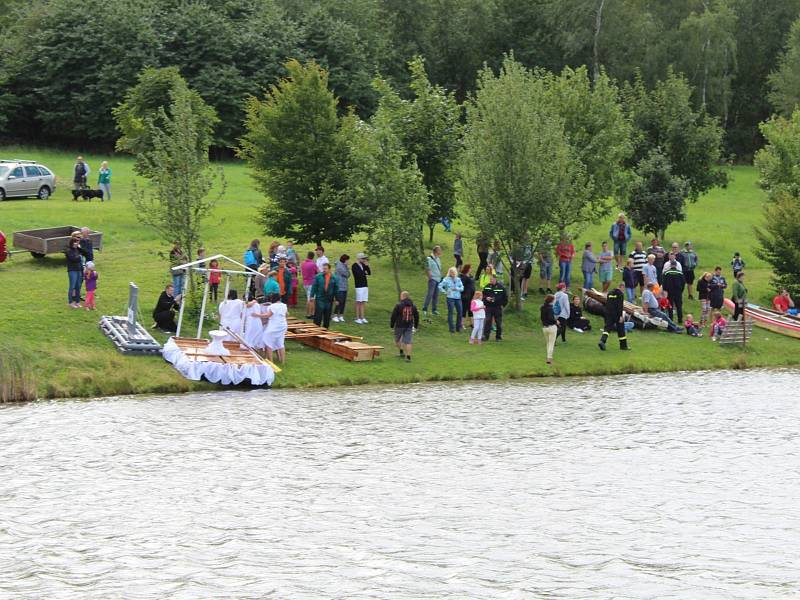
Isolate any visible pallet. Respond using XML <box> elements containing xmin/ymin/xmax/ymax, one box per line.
<box><xmin>99</xmin><ymin>315</ymin><xmax>162</xmax><ymax>355</ymax></box>
<box><xmin>172</xmin><ymin>336</ymin><xmax>281</xmax><ymax>370</ymax></box>
<box><xmin>717</xmin><ymin>319</ymin><xmax>754</xmax><ymax>345</ymax></box>
<box><xmin>284</xmin><ymin>318</ymin><xmax>382</xmax><ymax>361</ymax></box>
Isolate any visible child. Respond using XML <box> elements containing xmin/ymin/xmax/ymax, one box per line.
<box><xmin>658</xmin><ymin>289</ymin><xmax>672</xmax><ymax>313</ymax></box>
<box><xmin>622</xmin><ymin>257</ymin><xmax>636</xmax><ymax>302</ymax></box>
<box><xmin>469</xmin><ymin>291</ymin><xmax>485</xmax><ymax>344</ymax></box>
<box><xmin>208</xmin><ymin>258</ymin><xmax>221</xmax><ymax>303</ymax></box>
<box><xmin>710</xmin><ymin>310</ymin><xmax>727</xmax><ymax>341</ymax></box>
<box><xmin>731</xmin><ymin>252</ymin><xmax>745</xmax><ymax>277</ymax></box>
<box><xmin>288</xmin><ymin>261</ymin><xmax>299</xmax><ymax>307</ymax></box>
<box><xmin>286</xmin><ymin>240</ymin><xmax>297</xmax><ymax>264</ymax></box>
<box><xmin>84</xmin><ymin>261</ymin><xmax>98</xmax><ymax>310</ymax></box>
<box><xmin>684</xmin><ymin>313</ymin><xmax>702</xmax><ymax>337</ymax></box>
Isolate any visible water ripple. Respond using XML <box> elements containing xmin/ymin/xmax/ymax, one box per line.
<box><xmin>0</xmin><ymin>369</ymin><xmax>799</xmax><ymax>598</ymax></box>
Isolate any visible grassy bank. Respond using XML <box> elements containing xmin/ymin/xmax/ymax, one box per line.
<box><xmin>1</xmin><ymin>146</ymin><xmax>798</xmax><ymax>400</ymax></box>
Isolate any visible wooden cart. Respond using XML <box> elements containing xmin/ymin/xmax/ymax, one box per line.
<box><xmin>12</xmin><ymin>225</ymin><xmax>103</xmax><ymax>258</ymax></box>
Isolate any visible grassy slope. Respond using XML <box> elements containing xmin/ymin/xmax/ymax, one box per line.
<box><xmin>0</xmin><ymin>146</ymin><xmax>797</xmax><ymax>399</ymax></box>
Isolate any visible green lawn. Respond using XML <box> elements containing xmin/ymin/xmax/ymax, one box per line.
<box><xmin>1</xmin><ymin>146</ymin><xmax>797</xmax><ymax>400</ymax></box>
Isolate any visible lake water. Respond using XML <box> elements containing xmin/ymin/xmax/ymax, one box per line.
<box><xmin>1</xmin><ymin>370</ymin><xmax>798</xmax><ymax>599</ymax></box>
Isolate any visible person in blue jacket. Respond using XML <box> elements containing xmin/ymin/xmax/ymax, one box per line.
<box><xmin>609</xmin><ymin>213</ymin><xmax>632</xmax><ymax>269</ymax></box>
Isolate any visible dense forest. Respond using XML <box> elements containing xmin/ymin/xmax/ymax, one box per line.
<box><xmin>1</xmin><ymin>0</ymin><xmax>799</xmax><ymax>159</ymax></box>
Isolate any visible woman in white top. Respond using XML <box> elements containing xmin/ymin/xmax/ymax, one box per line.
<box><xmin>256</xmin><ymin>298</ymin><xmax>288</xmax><ymax>364</ymax></box>
<box><xmin>218</xmin><ymin>290</ymin><xmax>245</xmax><ymax>341</ymax></box>
<box><xmin>242</xmin><ymin>300</ymin><xmax>266</xmax><ymax>350</ymax></box>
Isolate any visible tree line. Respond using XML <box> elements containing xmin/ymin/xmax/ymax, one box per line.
<box><xmin>2</xmin><ymin>0</ymin><xmax>800</xmax><ymax>159</ymax></box>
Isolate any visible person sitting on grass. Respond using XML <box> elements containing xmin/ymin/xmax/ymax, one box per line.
<box><xmin>710</xmin><ymin>310</ymin><xmax>727</xmax><ymax>341</ymax></box>
<box><xmin>153</xmin><ymin>283</ymin><xmax>181</xmax><ymax>333</ymax></box>
<box><xmin>567</xmin><ymin>295</ymin><xmax>592</xmax><ymax>333</ymax></box>
<box><xmin>772</xmin><ymin>289</ymin><xmax>796</xmax><ymax>315</ymax></box>
<box><xmin>390</xmin><ymin>291</ymin><xmax>419</xmax><ymax>362</ymax></box>
<box><xmin>684</xmin><ymin>314</ymin><xmax>703</xmax><ymax>337</ymax></box>
<box><xmin>641</xmin><ymin>282</ymin><xmax>682</xmax><ymax>333</ymax></box>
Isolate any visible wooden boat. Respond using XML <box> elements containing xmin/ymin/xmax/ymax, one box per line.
<box><xmin>723</xmin><ymin>299</ymin><xmax>800</xmax><ymax>339</ymax></box>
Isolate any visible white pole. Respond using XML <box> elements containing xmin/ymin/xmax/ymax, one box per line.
<box><xmin>176</xmin><ymin>289</ymin><xmax>187</xmax><ymax>338</ymax></box>
<box><xmin>223</xmin><ymin>274</ymin><xmax>231</xmax><ymax>302</ymax></box>
<box><xmin>245</xmin><ymin>275</ymin><xmax>253</xmax><ymax>301</ymax></box>
<box><xmin>197</xmin><ymin>276</ymin><xmax>210</xmax><ymax>339</ymax></box>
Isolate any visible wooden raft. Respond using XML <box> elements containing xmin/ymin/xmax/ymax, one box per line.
<box><xmin>285</xmin><ymin>318</ymin><xmax>383</xmax><ymax>361</ymax></box>
<box><xmin>172</xmin><ymin>337</ymin><xmax>282</xmax><ymax>371</ymax></box>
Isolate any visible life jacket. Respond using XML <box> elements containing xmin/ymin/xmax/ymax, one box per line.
<box><xmin>0</xmin><ymin>230</ymin><xmax>7</xmax><ymax>263</ymax></box>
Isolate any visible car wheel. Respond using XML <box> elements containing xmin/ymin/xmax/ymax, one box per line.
<box><xmin>0</xmin><ymin>188</ymin><xmax>6</xmax><ymax>201</ymax></box>
<box><xmin>31</xmin><ymin>252</ymin><xmax>46</xmax><ymax>259</ymax></box>
<box><xmin>37</xmin><ymin>186</ymin><xmax>51</xmax><ymax>200</ymax></box>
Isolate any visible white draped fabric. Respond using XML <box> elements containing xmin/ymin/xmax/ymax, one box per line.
<box><xmin>162</xmin><ymin>338</ymin><xmax>275</xmax><ymax>386</ymax></box>
<box><xmin>242</xmin><ymin>302</ymin><xmax>266</xmax><ymax>350</ymax></box>
<box><xmin>218</xmin><ymin>299</ymin><xmax>245</xmax><ymax>340</ymax></box>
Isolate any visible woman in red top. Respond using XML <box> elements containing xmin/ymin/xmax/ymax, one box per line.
<box><xmin>556</xmin><ymin>237</ymin><xmax>575</xmax><ymax>288</ymax></box>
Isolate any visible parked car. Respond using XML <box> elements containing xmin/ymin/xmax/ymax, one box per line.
<box><xmin>0</xmin><ymin>159</ymin><xmax>57</xmax><ymax>200</ymax></box>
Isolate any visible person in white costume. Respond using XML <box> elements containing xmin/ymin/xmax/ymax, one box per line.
<box><xmin>242</xmin><ymin>299</ymin><xmax>267</xmax><ymax>350</ymax></box>
<box><xmin>255</xmin><ymin>297</ymin><xmax>288</xmax><ymax>364</ymax></box>
<box><xmin>218</xmin><ymin>290</ymin><xmax>245</xmax><ymax>341</ymax></box>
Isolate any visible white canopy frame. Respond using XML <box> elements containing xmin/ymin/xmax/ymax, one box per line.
<box><xmin>170</xmin><ymin>254</ymin><xmax>261</xmax><ymax>338</ymax></box>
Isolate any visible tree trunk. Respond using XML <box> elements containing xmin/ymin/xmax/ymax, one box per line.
<box><xmin>592</xmin><ymin>0</ymin><xmax>607</xmax><ymax>84</ymax></box>
<box><xmin>428</xmin><ymin>223</ymin><xmax>435</xmax><ymax>243</ymax></box>
<box><xmin>391</xmin><ymin>255</ymin><xmax>402</xmax><ymax>298</ymax></box>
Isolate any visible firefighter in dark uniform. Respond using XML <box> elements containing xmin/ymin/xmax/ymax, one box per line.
<box><xmin>598</xmin><ymin>282</ymin><xmax>629</xmax><ymax>351</ymax></box>
<box><xmin>662</xmin><ymin>258</ymin><xmax>686</xmax><ymax>323</ymax></box>
<box><xmin>482</xmin><ymin>274</ymin><xmax>508</xmax><ymax>341</ymax></box>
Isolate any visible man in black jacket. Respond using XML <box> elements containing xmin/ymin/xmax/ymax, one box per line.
<box><xmin>662</xmin><ymin>259</ymin><xmax>686</xmax><ymax>323</ymax></box>
<box><xmin>390</xmin><ymin>291</ymin><xmax>419</xmax><ymax>362</ymax></box>
<box><xmin>482</xmin><ymin>274</ymin><xmax>508</xmax><ymax>341</ymax></box>
<box><xmin>598</xmin><ymin>282</ymin><xmax>628</xmax><ymax>351</ymax></box>
<box><xmin>153</xmin><ymin>284</ymin><xmax>181</xmax><ymax>333</ymax></box>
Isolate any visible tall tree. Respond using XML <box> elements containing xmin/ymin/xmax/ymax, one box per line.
<box><xmin>239</xmin><ymin>59</ymin><xmax>360</xmax><ymax>246</ymax></box>
<box><xmin>343</xmin><ymin>113</ymin><xmax>431</xmax><ymax>295</ymax></box>
<box><xmin>375</xmin><ymin>58</ymin><xmax>463</xmax><ymax>242</ymax></box>
<box><xmin>768</xmin><ymin>17</ymin><xmax>800</xmax><ymax>117</ymax></box>
<box><xmin>114</xmin><ymin>67</ymin><xmax>218</xmax><ymax>175</ymax></box>
<box><xmin>459</xmin><ymin>57</ymin><xmax>592</xmax><ymax>310</ymax></box>
<box><xmin>623</xmin><ymin>69</ymin><xmax>728</xmax><ymax>201</ymax></box>
<box><xmin>129</xmin><ymin>83</ymin><xmax>225</xmax><ymax>288</ymax></box>
<box><xmin>625</xmin><ymin>148</ymin><xmax>691</xmax><ymax>239</ymax></box>
<box><xmin>753</xmin><ymin>108</ymin><xmax>800</xmax><ymax>295</ymax></box>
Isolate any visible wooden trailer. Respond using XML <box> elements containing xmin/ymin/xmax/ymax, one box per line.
<box><xmin>12</xmin><ymin>225</ymin><xmax>103</xmax><ymax>258</ymax></box>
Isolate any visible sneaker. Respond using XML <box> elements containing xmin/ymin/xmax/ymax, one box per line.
<box><xmin>405</xmin><ymin>355</ymin><xmax>411</xmax><ymax>362</ymax></box>
<box><xmin>399</xmin><ymin>349</ymin><xmax>405</xmax><ymax>357</ymax></box>
<box><xmin>573</xmin><ymin>327</ymin><xmax>584</xmax><ymax>333</ymax></box>
<box><xmin>538</xmin><ymin>288</ymin><xmax>545</xmax><ymax>294</ymax></box>
<box><xmin>546</xmin><ymin>288</ymin><xmax>553</xmax><ymax>294</ymax></box>
<box><xmin>546</xmin><ymin>359</ymin><xmax>552</xmax><ymax>365</ymax></box>
<box><xmin>361</xmin><ymin>318</ymin><xmax>368</xmax><ymax>323</ymax></box>
<box><xmin>423</xmin><ymin>310</ymin><xmax>428</xmax><ymax>316</ymax></box>
<box><xmin>432</xmin><ymin>311</ymin><xmax>440</xmax><ymax>316</ymax></box>
<box><xmin>339</xmin><ymin>317</ymin><xmax>346</xmax><ymax>322</ymax></box>
<box><xmin>598</xmin><ymin>342</ymin><xmax>606</xmax><ymax>351</ymax></box>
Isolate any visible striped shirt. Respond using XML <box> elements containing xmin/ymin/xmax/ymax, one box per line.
<box><xmin>629</xmin><ymin>250</ymin><xmax>647</xmax><ymax>272</ymax></box>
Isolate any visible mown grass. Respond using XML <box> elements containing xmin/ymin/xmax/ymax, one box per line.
<box><xmin>0</xmin><ymin>145</ymin><xmax>797</xmax><ymax>400</ymax></box>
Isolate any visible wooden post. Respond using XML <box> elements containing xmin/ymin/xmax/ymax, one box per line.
<box><xmin>197</xmin><ymin>276</ymin><xmax>210</xmax><ymax>339</ymax></box>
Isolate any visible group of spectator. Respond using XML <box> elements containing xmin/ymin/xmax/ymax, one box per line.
<box><xmin>63</xmin><ymin>227</ymin><xmax>98</xmax><ymax>310</ymax></box>
<box><xmin>73</xmin><ymin>156</ymin><xmax>112</xmax><ymax>200</ymax></box>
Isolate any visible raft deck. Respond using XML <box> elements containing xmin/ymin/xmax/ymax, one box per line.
<box><xmin>285</xmin><ymin>318</ymin><xmax>383</xmax><ymax>361</ymax></box>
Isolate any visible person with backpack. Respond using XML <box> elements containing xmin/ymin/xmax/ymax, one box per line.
<box><xmin>481</xmin><ymin>274</ymin><xmax>508</xmax><ymax>342</ymax></box>
<box><xmin>390</xmin><ymin>291</ymin><xmax>419</xmax><ymax>362</ymax></box>
<box><xmin>243</xmin><ymin>239</ymin><xmax>264</xmax><ymax>300</ymax></box>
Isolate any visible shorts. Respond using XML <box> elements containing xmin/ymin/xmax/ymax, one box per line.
<box><xmin>394</xmin><ymin>326</ymin><xmax>413</xmax><ymax>345</ymax></box>
<box><xmin>613</xmin><ymin>240</ymin><xmax>627</xmax><ymax>256</ymax></box>
<box><xmin>634</xmin><ymin>271</ymin><xmax>644</xmax><ymax>287</ymax></box>
<box><xmin>599</xmin><ymin>269</ymin><xmax>613</xmax><ymax>283</ymax></box>
<box><xmin>523</xmin><ymin>263</ymin><xmax>532</xmax><ymax>279</ymax></box>
<box><xmin>304</xmin><ymin>284</ymin><xmax>313</xmax><ymax>299</ymax></box>
<box><xmin>684</xmin><ymin>269</ymin><xmax>695</xmax><ymax>286</ymax></box>
<box><xmin>355</xmin><ymin>287</ymin><xmax>369</xmax><ymax>302</ymax></box>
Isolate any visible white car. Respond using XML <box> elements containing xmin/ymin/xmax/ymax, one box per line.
<box><xmin>0</xmin><ymin>159</ymin><xmax>57</xmax><ymax>200</ymax></box>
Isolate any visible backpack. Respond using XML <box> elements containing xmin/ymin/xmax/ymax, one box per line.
<box><xmin>400</xmin><ymin>303</ymin><xmax>414</xmax><ymax>326</ymax></box>
<box><xmin>243</xmin><ymin>249</ymin><xmax>256</xmax><ymax>266</ymax></box>
<box><xmin>553</xmin><ymin>300</ymin><xmax>561</xmax><ymax>317</ymax></box>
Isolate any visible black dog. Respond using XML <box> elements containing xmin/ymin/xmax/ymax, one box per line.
<box><xmin>71</xmin><ymin>188</ymin><xmax>104</xmax><ymax>201</ymax></box>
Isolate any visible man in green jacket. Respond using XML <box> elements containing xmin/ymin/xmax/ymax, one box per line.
<box><xmin>731</xmin><ymin>271</ymin><xmax>747</xmax><ymax>321</ymax></box>
<box><xmin>310</xmin><ymin>262</ymin><xmax>338</xmax><ymax>328</ymax></box>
